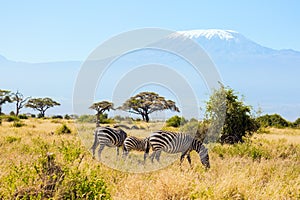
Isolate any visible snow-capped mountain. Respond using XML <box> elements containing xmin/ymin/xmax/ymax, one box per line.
<box><xmin>1</xmin><ymin>29</ymin><xmax>300</xmax><ymax>120</ymax></box>
<box><xmin>176</xmin><ymin>29</ymin><xmax>279</xmax><ymax>56</ymax></box>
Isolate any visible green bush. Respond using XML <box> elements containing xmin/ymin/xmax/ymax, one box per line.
<box><xmin>180</xmin><ymin>120</ymin><xmax>209</xmax><ymax>142</ymax></box>
<box><xmin>257</xmin><ymin>114</ymin><xmax>290</xmax><ymax>128</ymax></box>
<box><xmin>292</xmin><ymin>118</ymin><xmax>300</xmax><ymax>128</ymax></box>
<box><xmin>18</xmin><ymin>114</ymin><xmax>28</xmax><ymax>119</ymax></box>
<box><xmin>52</xmin><ymin>115</ymin><xmax>63</xmax><ymax>119</ymax></box>
<box><xmin>55</xmin><ymin>124</ymin><xmax>72</xmax><ymax>135</ymax></box>
<box><xmin>77</xmin><ymin>115</ymin><xmax>96</xmax><ymax>123</ymax></box>
<box><xmin>166</xmin><ymin>115</ymin><xmax>187</xmax><ymax>127</ymax></box>
<box><xmin>1</xmin><ymin>115</ymin><xmax>20</xmax><ymax>122</ymax></box>
<box><xmin>12</xmin><ymin>121</ymin><xmax>25</xmax><ymax>128</ymax></box>
<box><xmin>64</xmin><ymin>114</ymin><xmax>71</xmax><ymax>120</ymax></box>
<box><xmin>77</xmin><ymin>114</ymin><xmax>115</xmax><ymax>124</ymax></box>
<box><xmin>2</xmin><ymin>152</ymin><xmax>111</xmax><ymax>199</ymax></box>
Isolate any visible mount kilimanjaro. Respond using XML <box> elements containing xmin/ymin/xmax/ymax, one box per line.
<box><xmin>1</xmin><ymin>29</ymin><xmax>300</xmax><ymax>120</ymax></box>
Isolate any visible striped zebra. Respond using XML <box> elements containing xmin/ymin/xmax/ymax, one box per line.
<box><xmin>90</xmin><ymin>127</ymin><xmax>127</xmax><ymax>160</ymax></box>
<box><xmin>123</xmin><ymin>136</ymin><xmax>150</xmax><ymax>162</ymax></box>
<box><xmin>149</xmin><ymin>130</ymin><xmax>210</xmax><ymax>168</ymax></box>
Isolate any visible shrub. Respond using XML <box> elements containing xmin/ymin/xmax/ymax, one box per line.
<box><xmin>56</xmin><ymin>124</ymin><xmax>72</xmax><ymax>135</ymax></box>
<box><xmin>64</xmin><ymin>114</ymin><xmax>71</xmax><ymax>120</ymax></box>
<box><xmin>77</xmin><ymin>114</ymin><xmax>114</xmax><ymax>124</ymax></box>
<box><xmin>1</xmin><ymin>115</ymin><xmax>20</xmax><ymax>122</ymax></box>
<box><xmin>292</xmin><ymin>118</ymin><xmax>300</xmax><ymax>128</ymax></box>
<box><xmin>18</xmin><ymin>114</ymin><xmax>28</xmax><ymax>119</ymax></box>
<box><xmin>77</xmin><ymin>115</ymin><xmax>95</xmax><ymax>123</ymax></box>
<box><xmin>2</xmin><ymin>153</ymin><xmax>111</xmax><ymax>199</ymax></box>
<box><xmin>180</xmin><ymin>120</ymin><xmax>209</xmax><ymax>142</ymax></box>
<box><xmin>12</xmin><ymin>121</ymin><xmax>25</xmax><ymax>128</ymax></box>
<box><xmin>52</xmin><ymin>115</ymin><xmax>63</xmax><ymax>119</ymax></box>
<box><xmin>257</xmin><ymin>114</ymin><xmax>290</xmax><ymax>128</ymax></box>
<box><xmin>205</xmin><ymin>85</ymin><xmax>260</xmax><ymax>144</ymax></box>
<box><xmin>166</xmin><ymin>115</ymin><xmax>187</xmax><ymax>127</ymax></box>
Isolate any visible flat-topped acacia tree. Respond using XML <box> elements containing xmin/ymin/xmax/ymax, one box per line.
<box><xmin>89</xmin><ymin>101</ymin><xmax>114</xmax><ymax>127</ymax></box>
<box><xmin>12</xmin><ymin>91</ymin><xmax>31</xmax><ymax>116</ymax></box>
<box><xmin>26</xmin><ymin>97</ymin><xmax>60</xmax><ymax>118</ymax></box>
<box><xmin>119</xmin><ymin>92</ymin><xmax>179</xmax><ymax>122</ymax></box>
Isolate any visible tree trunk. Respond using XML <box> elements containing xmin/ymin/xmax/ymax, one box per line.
<box><xmin>141</xmin><ymin>113</ymin><xmax>145</xmax><ymax>121</ymax></box>
<box><xmin>0</xmin><ymin>106</ymin><xmax>2</xmax><ymax>115</ymax></box>
<box><xmin>16</xmin><ymin>104</ymin><xmax>19</xmax><ymax>116</ymax></box>
<box><xmin>145</xmin><ymin>114</ymin><xmax>150</xmax><ymax>123</ymax></box>
<box><xmin>96</xmin><ymin>113</ymin><xmax>100</xmax><ymax>127</ymax></box>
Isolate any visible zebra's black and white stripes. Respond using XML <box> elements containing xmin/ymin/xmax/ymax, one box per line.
<box><xmin>149</xmin><ymin>130</ymin><xmax>210</xmax><ymax>168</ymax></box>
<box><xmin>91</xmin><ymin>127</ymin><xmax>127</xmax><ymax>160</ymax></box>
<box><xmin>123</xmin><ymin>136</ymin><xmax>150</xmax><ymax>162</ymax></box>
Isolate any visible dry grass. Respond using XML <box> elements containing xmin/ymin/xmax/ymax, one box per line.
<box><xmin>0</xmin><ymin>118</ymin><xmax>300</xmax><ymax>199</ymax></box>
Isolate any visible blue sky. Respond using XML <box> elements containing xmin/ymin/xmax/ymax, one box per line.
<box><xmin>1</xmin><ymin>0</ymin><xmax>300</xmax><ymax>63</ymax></box>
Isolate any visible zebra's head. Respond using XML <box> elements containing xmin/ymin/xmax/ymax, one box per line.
<box><xmin>199</xmin><ymin>145</ymin><xmax>210</xmax><ymax>169</ymax></box>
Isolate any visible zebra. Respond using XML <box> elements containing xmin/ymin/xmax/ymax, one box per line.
<box><xmin>123</xmin><ymin>136</ymin><xmax>150</xmax><ymax>162</ymax></box>
<box><xmin>90</xmin><ymin>126</ymin><xmax>127</xmax><ymax>160</ymax></box>
<box><xmin>149</xmin><ymin>130</ymin><xmax>210</xmax><ymax>169</ymax></box>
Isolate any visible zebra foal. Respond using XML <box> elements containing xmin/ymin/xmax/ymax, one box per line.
<box><xmin>90</xmin><ymin>127</ymin><xmax>127</xmax><ymax>160</ymax></box>
<box><xmin>149</xmin><ymin>130</ymin><xmax>210</xmax><ymax>168</ymax></box>
<box><xmin>123</xmin><ymin>136</ymin><xmax>150</xmax><ymax>162</ymax></box>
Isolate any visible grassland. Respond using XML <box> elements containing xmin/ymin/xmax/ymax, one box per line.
<box><xmin>0</xmin><ymin>118</ymin><xmax>299</xmax><ymax>199</ymax></box>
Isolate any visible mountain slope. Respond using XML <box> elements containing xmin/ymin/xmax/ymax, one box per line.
<box><xmin>1</xmin><ymin>29</ymin><xmax>300</xmax><ymax>120</ymax></box>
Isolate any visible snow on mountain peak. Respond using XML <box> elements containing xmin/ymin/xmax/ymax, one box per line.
<box><xmin>177</xmin><ymin>29</ymin><xmax>239</xmax><ymax>40</ymax></box>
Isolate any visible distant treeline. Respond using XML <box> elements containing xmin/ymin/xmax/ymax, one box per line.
<box><xmin>256</xmin><ymin>114</ymin><xmax>300</xmax><ymax>128</ymax></box>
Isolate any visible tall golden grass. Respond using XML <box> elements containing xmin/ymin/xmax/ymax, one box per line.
<box><xmin>0</xmin><ymin>118</ymin><xmax>299</xmax><ymax>199</ymax></box>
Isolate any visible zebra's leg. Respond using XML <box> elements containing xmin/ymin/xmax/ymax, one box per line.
<box><xmin>116</xmin><ymin>146</ymin><xmax>122</xmax><ymax>160</ymax></box>
<box><xmin>122</xmin><ymin>146</ymin><xmax>130</xmax><ymax>160</ymax></box>
<box><xmin>180</xmin><ymin>153</ymin><xmax>186</xmax><ymax>164</ymax></box>
<box><xmin>186</xmin><ymin>153</ymin><xmax>192</xmax><ymax>167</ymax></box>
<box><xmin>97</xmin><ymin>144</ymin><xmax>105</xmax><ymax>160</ymax></box>
<box><xmin>90</xmin><ymin>133</ymin><xmax>99</xmax><ymax>158</ymax></box>
<box><xmin>149</xmin><ymin>151</ymin><xmax>156</xmax><ymax>163</ymax></box>
<box><xmin>180</xmin><ymin>150</ymin><xmax>189</xmax><ymax>165</ymax></box>
<box><xmin>155</xmin><ymin>150</ymin><xmax>162</xmax><ymax>162</ymax></box>
<box><xmin>143</xmin><ymin>144</ymin><xmax>151</xmax><ymax>163</ymax></box>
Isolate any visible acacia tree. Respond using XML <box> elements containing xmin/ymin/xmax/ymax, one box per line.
<box><xmin>89</xmin><ymin>101</ymin><xmax>114</xmax><ymax>127</ymax></box>
<box><xmin>119</xmin><ymin>92</ymin><xmax>179</xmax><ymax>122</ymax></box>
<box><xmin>25</xmin><ymin>97</ymin><xmax>60</xmax><ymax>117</ymax></box>
<box><xmin>12</xmin><ymin>91</ymin><xmax>31</xmax><ymax>116</ymax></box>
<box><xmin>205</xmin><ymin>85</ymin><xmax>259</xmax><ymax>144</ymax></box>
<box><xmin>0</xmin><ymin>89</ymin><xmax>12</xmax><ymax>115</ymax></box>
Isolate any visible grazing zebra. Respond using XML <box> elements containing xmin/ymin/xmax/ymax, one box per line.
<box><xmin>149</xmin><ymin>130</ymin><xmax>210</xmax><ymax>168</ymax></box>
<box><xmin>90</xmin><ymin>127</ymin><xmax>127</xmax><ymax>160</ymax></box>
<box><xmin>123</xmin><ymin>136</ymin><xmax>150</xmax><ymax>162</ymax></box>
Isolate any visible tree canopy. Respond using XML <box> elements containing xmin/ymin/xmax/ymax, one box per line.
<box><xmin>119</xmin><ymin>92</ymin><xmax>179</xmax><ymax>122</ymax></box>
<box><xmin>26</xmin><ymin>97</ymin><xmax>60</xmax><ymax>117</ymax></box>
<box><xmin>89</xmin><ymin>101</ymin><xmax>114</xmax><ymax>127</ymax></box>
<box><xmin>0</xmin><ymin>89</ymin><xmax>12</xmax><ymax>115</ymax></box>
<box><xmin>205</xmin><ymin>85</ymin><xmax>259</xmax><ymax>144</ymax></box>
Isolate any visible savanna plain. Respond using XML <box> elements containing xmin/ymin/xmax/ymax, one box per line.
<box><xmin>0</xmin><ymin>118</ymin><xmax>299</xmax><ymax>199</ymax></box>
